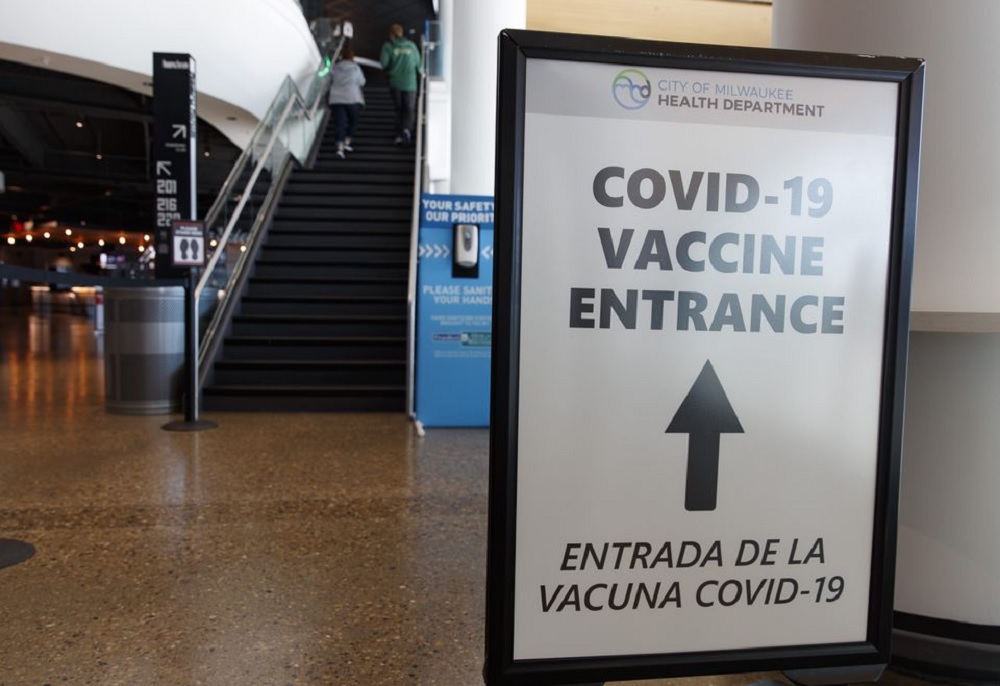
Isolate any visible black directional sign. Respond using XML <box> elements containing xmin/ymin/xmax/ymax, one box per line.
<box><xmin>667</xmin><ymin>361</ymin><xmax>744</xmax><ymax>512</ymax></box>
<box><xmin>153</xmin><ymin>52</ymin><xmax>197</xmax><ymax>278</ymax></box>
<box><xmin>486</xmin><ymin>29</ymin><xmax>923</xmax><ymax>686</ymax></box>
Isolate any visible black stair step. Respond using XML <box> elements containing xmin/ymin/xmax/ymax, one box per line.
<box><xmin>212</xmin><ymin>360</ymin><xmax>405</xmax><ymax>385</ymax></box>
<box><xmin>317</xmin><ymin>138</ymin><xmax>410</xmax><ymax>148</ymax></box>
<box><xmin>317</xmin><ymin>144</ymin><xmax>412</xmax><ymax>154</ymax></box>
<box><xmin>349</xmin><ymin>121</ymin><xmax>397</xmax><ymax>129</ymax></box>
<box><xmin>350</xmin><ymin>113</ymin><xmax>395</xmax><ymax>120</ymax></box>
<box><xmin>348</xmin><ymin>108</ymin><xmax>394</xmax><ymax>115</ymax></box>
<box><xmin>284</xmin><ymin>175</ymin><xmax>413</xmax><ymax>188</ymax></box>
<box><xmin>240</xmin><ymin>295</ymin><xmax>405</xmax><ymax>316</ymax></box>
<box><xmin>316</xmin><ymin>153</ymin><xmax>415</xmax><ymax>164</ymax></box>
<box><xmin>290</xmin><ymin>167</ymin><xmax>413</xmax><ymax>177</ymax></box>
<box><xmin>283</xmin><ymin>183</ymin><xmax>412</xmax><ymax>196</ymax></box>
<box><xmin>343</xmin><ymin>137</ymin><xmax>403</xmax><ymax>144</ymax></box>
<box><xmin>340</xmin><ymin>130</ymin><xmax>400</xmax><ymax>140</ymax></box>
<box><xmin>309</xmin><ymin>161</ymin><xmax>413</xmax><ymax>174</ymax></box>
<box><xmin>255</xmin><ymin>254</ymin><xmax>408</xmax><ymax>266</ymax></box>
<box><xmin>278</xmin><ymin>195</ymin><xmax>413</xmax><ymax>209</ymax></box>
<box><xmin>246</xmin><ymin>276</ymin><xmax>405</xmax><ymax>297</ymax></box>
<box><xmin>319</xmin><ymin>145</ymin><xmax>402</xmax><ymax>154</ymax></box>
<box><xmin>264</xmin><ymin>233</ymin><xmax>409</xmax><ymax>248</ymax></box>
<box><xmin>274</xmin><ymin>207</ymin><xmax>411</xmax><ymax>222</ymax></box>
<box><xmin>231</xmin><ymin>313</ymin><xmax>405</xmax><ymax>337</ymax></box>
<box><xmin>253</xmin><ymin>262</ymin><xmax>406</xmax><ymax>280</ymax></box>
<box><xmin>267</xmin><ymin>220</ymin><xmax>410</xmax><ymax>234</ymax></box>
<box><xmin>202</xmin><ymin>386</ymin><xmax>406</xmax><ymax>412</ymax></box>
<box><xmin>220</xmin><ymin>336</ymin><xmax>406</xmax><ymax>360</ymax></box>
<box><xmin>259</xmin><ymin>246</ymin><xmax>408</xmax><ymax>261</ymax></box>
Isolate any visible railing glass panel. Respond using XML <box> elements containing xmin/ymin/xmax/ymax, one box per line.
<box><xmin>196</xmin><ymin>38</ymin><xmax>344</xmax><ymax>373</ymax></box>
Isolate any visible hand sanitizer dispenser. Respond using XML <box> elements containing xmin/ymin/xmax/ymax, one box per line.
<box><xmin>454</xmin><ymin>224</ymin><xmax>479</xmax><ymax>269</ymax></box>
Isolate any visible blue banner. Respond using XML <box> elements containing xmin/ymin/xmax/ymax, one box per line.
<box><xmin>415</xmin><ymin>194</ymin><xmax>494</xmax><ymax>427</ymax></box>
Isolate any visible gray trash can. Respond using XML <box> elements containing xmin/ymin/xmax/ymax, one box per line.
<box><xmin>104</xmin><ymin>286</ymin><xmax>185</xmax><ymax>415</ymax></box>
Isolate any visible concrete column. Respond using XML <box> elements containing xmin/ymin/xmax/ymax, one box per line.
<box><xmin>773</xmin><ymin>0</ymin><xmax>1000</xmax><ymax>679</ymax></box>
<box><xmin>449</xmin><ymin>0</ymin><xmax>525</xmax><ymax>196</ymax></box>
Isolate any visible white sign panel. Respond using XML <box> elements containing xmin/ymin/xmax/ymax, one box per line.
<box><xmin>486</xmin><ymin>31</ymin><xmax>923</xmax><ymax>686</ymax></box>
<box><xmin>171</xmin><ymin>221</ymin><xmax>205</xmax><ymax>267</ymax></box>
<box><xmin>512</xmin><ymin>58</ymin><xmax>896</xmax><ymax>660</ymax></box>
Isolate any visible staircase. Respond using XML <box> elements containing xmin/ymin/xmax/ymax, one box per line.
<box><xmin>203</xmin><ymin>84</ymin><xmax>413</xmax><ymax>412</ymax></box>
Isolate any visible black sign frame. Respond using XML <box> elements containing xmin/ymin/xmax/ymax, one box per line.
<box><xmin>486</xmin><ymin>29</ymin><xmax>924</xmax><ymax>686</ymax></box>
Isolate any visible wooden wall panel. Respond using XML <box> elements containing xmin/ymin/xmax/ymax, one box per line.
<box><xmin>526</xmin><ymin>0</ymin><xmax>771</xmax><ymax>47</ymax></box>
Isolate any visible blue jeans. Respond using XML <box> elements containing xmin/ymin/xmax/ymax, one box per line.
<box><xmin>332</xmin><ymin>103</ymin><xmax>362</xmax><ymax>145</ymax></box>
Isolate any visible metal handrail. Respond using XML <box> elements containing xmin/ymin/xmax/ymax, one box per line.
<box><xmin>195</xmin><ymin>38</ymin><xmax>344</xmax><ymax>371</ymax></box>
<box><xmin>196</xmin><ymin>91</ymin><xmax>298</xmax><ymax>300</ymax></box>
<box><xmin>406</xmin><ymin>40</ymin><xmax>431</xmax><ymax>419</ymax></box>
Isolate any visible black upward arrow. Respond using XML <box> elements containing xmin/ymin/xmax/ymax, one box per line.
<box><xmin>666</xmin><ymin>361</ymin><xmax>744</xmax><ymax>512</ymax></box>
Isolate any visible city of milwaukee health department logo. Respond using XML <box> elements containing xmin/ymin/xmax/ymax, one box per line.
<box><xmin>612</xmin><ymin>68</ymin><xmax>651</xmax><ymax>110</ymax></box>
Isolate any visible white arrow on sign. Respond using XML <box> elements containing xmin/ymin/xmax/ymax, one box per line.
<box><xmin>481</xmin><ymin>245</ymin><xmax>494</xmax><ymax>260</ymax></box>
<box><xmin>419</xmin><ymin>244</ymin><xmax>451</xmax><ymax>259</ymax></box>
<box><xmin>156</xmin><ymin>160</ymin><xmax>172</xmax><ymax>177</ymax></box>
<box><xmin>172</xmin><ymin>124</ymin><xmax>187</xmax><ymax>139</ymax></box>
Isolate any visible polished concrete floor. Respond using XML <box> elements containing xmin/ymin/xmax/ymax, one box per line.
<box><xmin>0</xmin><ymin>307</ymin><xmax>945</xmax><ymax>685</ymax></box>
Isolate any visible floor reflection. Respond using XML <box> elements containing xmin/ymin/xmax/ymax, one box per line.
<box><xmin>1</xmin><ymin>309</ymin><xmax>105</xmax><ymax>428</ymax></box>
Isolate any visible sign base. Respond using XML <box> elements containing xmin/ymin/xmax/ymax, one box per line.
<box><xmin>0</xmin><ymin>538</ymin><xmax>35</xmax><ymax>569</ymax></box>
<box><xmin>783</xmin><ymin>665</ymin><xmax>885</xmax><ymax>685</ymax></box>
<box><xmin>162</xmin><ymin>419</ymin><xmax>218</xmax><ymax>432</ymax></box>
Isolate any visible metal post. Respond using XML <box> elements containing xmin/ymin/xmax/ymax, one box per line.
<box><xmin>163</xmin><ymin>268</ymin><xmax>217</xmax><ymax>432</ymax></box>
<box><xmin>186</xmin><ymin>268</ymin><xmax>198</xmax><ymax>422</ymax></box>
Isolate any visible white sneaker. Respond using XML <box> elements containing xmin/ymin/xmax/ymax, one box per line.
<box><xmin>343</xmin><ymin>143</ymin><xmax>353</xmax><ymax>152</ymax></box>
<box><xmin>335</xmin><ymin>149</ymin><xmax>345</xmax><ymax>159</ymax></box>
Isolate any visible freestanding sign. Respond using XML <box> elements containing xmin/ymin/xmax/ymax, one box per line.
<box><xmin>415</xmin><ymin>193</ymin><xmax>494</xmax><ymax>427</ymax></box>
<box><xmin>153</xmin><ymin>52</ymin><xmax>197</xmax><ymax>279</ymax></box>
<box><xmin>486</xmin><ymin>31</ymin><xmax>923</xmax><ymax>685</ymax></box>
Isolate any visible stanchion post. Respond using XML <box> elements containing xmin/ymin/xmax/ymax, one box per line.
<box><xmin>186</xmin><ymin>267</ymin><xmax>198</xmax><ymax>423</ymax></box>
<box><xmin>163</xmin><ymin>264</ymin><xmax>217</xmax><ymax>432</ymax></box>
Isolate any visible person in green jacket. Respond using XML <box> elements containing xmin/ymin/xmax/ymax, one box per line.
<box><xmin>380</xmin><ymin>23</ymin><xmax>421</xmax><ymax>145</ymax></box>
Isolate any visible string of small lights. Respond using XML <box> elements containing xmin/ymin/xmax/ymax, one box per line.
<box><xmin>3</xmin><ymin>224</ymin><xmax>154</xmax><ymax>254</ymax></box>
